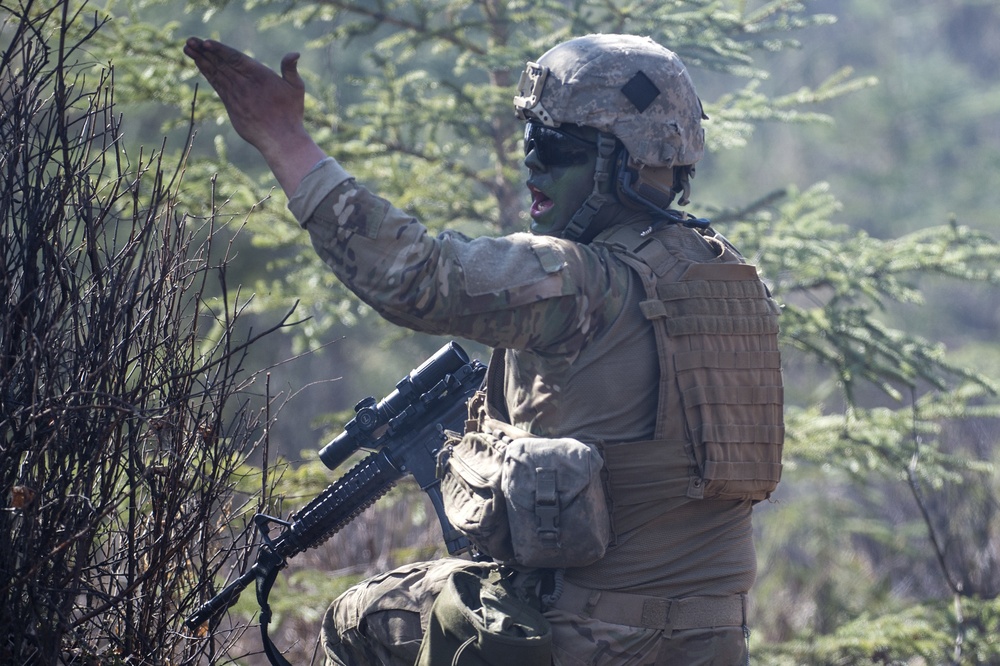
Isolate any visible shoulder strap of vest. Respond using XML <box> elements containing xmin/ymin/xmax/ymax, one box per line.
<box><xmin>596</xmin><ymin>227</ymin><xmax>681</xmax><ymax>442</ymax></box>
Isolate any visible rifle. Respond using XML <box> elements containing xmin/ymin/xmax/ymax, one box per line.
<box><xmin>185</xmin><ymin>341</ymin><xmax>486</xmax><ymax>665</ymax></box>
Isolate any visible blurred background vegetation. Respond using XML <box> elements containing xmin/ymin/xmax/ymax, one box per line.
<box><xmin>4</xmin><ymin>0</ymin><xmax>1000</xmax><ymax>663</ymax></box>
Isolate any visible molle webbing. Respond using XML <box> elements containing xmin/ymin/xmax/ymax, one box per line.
<box><xmin>604</xmin><ymin>225</ymin><xmax>784</xmax><ymax>504</ymax></box>
<box><xmin>656</xmin><ymin>273</ymin><xmax>781</xmax><ymax>500</ymax></box>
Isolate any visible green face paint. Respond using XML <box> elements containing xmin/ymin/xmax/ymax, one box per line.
<box><xmin>523</xmin><ymin>124</ymin><xmax>599</xmax><ymax>237</ymax></box>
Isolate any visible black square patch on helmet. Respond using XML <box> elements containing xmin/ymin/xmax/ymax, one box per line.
<box><xmin>621</xmin><ymin>71</ymin><xmax>660</xmax><ymax>113</ymax></box>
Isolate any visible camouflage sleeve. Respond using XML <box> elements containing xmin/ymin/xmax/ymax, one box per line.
<box><xmin>286</xmin><ymin>158</ymin><xmax>628</xmax><ymax>353</ymax></box>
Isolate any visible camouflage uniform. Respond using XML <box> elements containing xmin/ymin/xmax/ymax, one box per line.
<box><xmin>287</xmin><ymin>154</ymin><xmax>755</xmax><ymax>665</ymax></box>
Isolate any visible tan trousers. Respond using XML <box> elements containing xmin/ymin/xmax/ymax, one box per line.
<box><xmin>320</xmin><ymin>559</ymin><xmax>749</xmax><ymax>666</ymax></box>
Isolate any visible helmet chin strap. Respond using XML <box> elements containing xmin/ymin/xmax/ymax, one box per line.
<box><xmin>562</xmin><ymin>133</ymin><xmax>619</xmax><ymax>243</ymax></box>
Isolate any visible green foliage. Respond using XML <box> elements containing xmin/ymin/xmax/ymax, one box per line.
<box><xmin>759</xmin><ymin>604</ymin><xmax>953</xmax><ymax>665</ymax></box>
<box><xmin>752</xmin><ymin>184</ymin><xmax>1000</xmax><ymax>403</ymax></box>
<box><xmin>757</xmin><ymin>597</ymin><xmax>1000</xmax><ymax>665</ymax></box>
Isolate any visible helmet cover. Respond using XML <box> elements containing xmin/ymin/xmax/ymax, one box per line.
<box><xmin>514</xmin><ymin>34</ymin><xmax>706</xmax><ymax>168</ymax></box>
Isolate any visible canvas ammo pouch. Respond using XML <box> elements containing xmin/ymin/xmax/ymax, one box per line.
<box><xmin>437</xmin><ymin>420</ymin><xmax>516</xmax><ymax>562</ymax></box>
<box><xmin>438</xmin><ymin>365</ymin><xmax>611</xmax><ymax>568</ymax></box>
<box><xmin>501</xmin><ymin>435</ymin><xmax>610</xmax><ymax>567</ymax></box>
<box><xmin>415</xmin><ymin>565</ymin><xmax>551</xmax><ymax>666</ymax></box>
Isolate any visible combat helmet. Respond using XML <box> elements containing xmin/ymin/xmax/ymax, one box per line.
<box><xmin>514</xmin><ymin>34</ymin><xmax>707</xmax><ymax>240</ymax></box>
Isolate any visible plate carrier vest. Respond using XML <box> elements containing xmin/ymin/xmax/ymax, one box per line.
<box><xmin>593</xmin><ymin>223</ymin><xmax>784</xmax><ymax>525</ymax></box>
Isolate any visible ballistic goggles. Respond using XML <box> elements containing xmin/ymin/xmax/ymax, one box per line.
<box><xmin>523</xmin><ymin>121</ymin><xmax>597</xmax><ymax>167</ymax></box>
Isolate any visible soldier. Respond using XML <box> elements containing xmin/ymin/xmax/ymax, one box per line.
<box><xmin>185</xmin><ymin>33</ymin><xmax>783</xmax><ymax>666</ymax></box>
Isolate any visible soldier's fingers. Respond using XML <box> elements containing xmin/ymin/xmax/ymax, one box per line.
<box><xmin>185</xmin><ymin>39</ymin><xmax>253</xmax><ymax>82</ymax></box>
<box><xmin>280</xmin><ymin>52</ymin><xmax>305</xmax><ymax>90</ymax></box>
<box><xmin>184</xmin><ymin>37</ymin><xmax>227</xmax><ymax>83</ymax></box>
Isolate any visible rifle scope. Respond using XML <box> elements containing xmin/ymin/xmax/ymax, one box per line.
<box><xmin>318</xmin><ymin>341</ymin><xmax>471</xmax><ymax>470</ymax></box>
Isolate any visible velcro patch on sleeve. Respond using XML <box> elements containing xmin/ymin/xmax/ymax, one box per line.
<box><xmin>448</xmin><ymin>233</ymin><xmax>567</xmax><ymax>298</ymax></box>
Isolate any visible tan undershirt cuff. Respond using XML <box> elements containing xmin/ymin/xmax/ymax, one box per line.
<box><xmin>287</xmin><ymin>156</ymin><xmax>353</xmax><ymax>227</ymax></box>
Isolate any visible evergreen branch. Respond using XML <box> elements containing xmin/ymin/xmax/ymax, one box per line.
<box><xmin>309</xmin><ymin>0</ymin><xmax>488</xmax><ymax>55</ymax></box>
<box><xmin>905</xmin><ymin>397</ymin><xmax>963</xmax><ymax>597</ymax></box>
<box><xmin>378</xmin><ymin>139</ymin><xmax>493</xmax><ymax>188</ymax></box>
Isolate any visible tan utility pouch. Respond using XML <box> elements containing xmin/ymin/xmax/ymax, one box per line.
<box><xmin>501</xmin><ymin>435</ymin><xmax>610</xmax><ymax>568</ymax></box>
<box><xmin>438</xmin><ymin>427</ymin><xmax>516</xmax><ymax>563</ymax></box>
<box><xmin>439</xmin><ymin>392</ymin><xmax>611</xmax><ymax>568</ymax></box>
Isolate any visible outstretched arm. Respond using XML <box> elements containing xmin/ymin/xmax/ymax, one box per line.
<box><xmin>183</xmin><ymin>37</ymin><xmax>328</xmax><ymax>197</ymax></box>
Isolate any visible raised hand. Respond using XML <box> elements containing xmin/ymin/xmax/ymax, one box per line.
<box><xmin>184</xmin><ymin>37</ymin><xmax>327</xmax><ymax>196</ymax></box>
